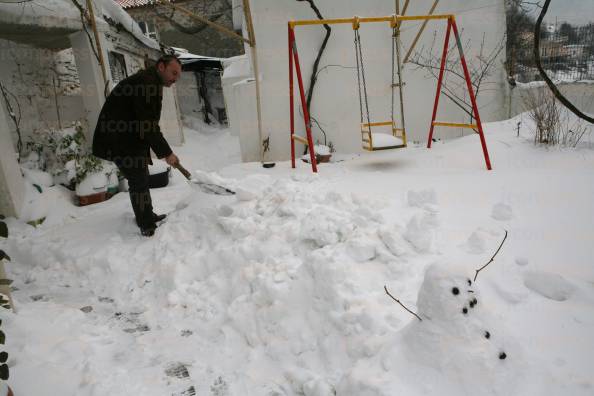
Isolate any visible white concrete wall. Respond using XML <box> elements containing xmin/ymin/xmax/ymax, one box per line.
<box><xmin>234</xmin><ymin>79</ymin><xmax>260</xmax><ymax>162</ymax></box>
<box><xmin>177</xmin><ymin>71</ymin><xmax>202</xmax><ymax>120</ymax></box>
<box><xmin>222</xmin><ymin>55</ymin><xmax>252</xmax><ymax>136</ymax></box>
<box><xmin>233</xmin><ymin>0</ymin><xmax>507</xmax><ymax>161</ymax></box>
<box><xmin>508</xmin><ymin>82</ymin><xmax>594</xmax><ymax>118</ymax></box>
<box><xmin>161</xmin><ymin>85</ymin><xmax>185</xmax><ymax>147</ymax></box>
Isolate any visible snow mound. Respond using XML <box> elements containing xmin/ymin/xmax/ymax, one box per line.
<box><xmin>8</xmin><ymin>173</ymin><xmax>432</xmax><ymax>395</ymax></box>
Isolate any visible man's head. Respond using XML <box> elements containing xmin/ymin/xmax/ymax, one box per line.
<box><xmin>156</xmin><ymin>55</ymin><xmax>182</xmax><ymax>87</ymax></box>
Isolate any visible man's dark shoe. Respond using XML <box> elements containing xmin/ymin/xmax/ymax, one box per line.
<box><xmin>140</xmin><ymin>227</ymin><xmax>156</xmax><ymax>237</ymax></box>
<box><xmin>153</xmin><ymin>213</ymin><xmax>167</xmax><ymax>223</ymax></box>
<box><xmin>136</xmin><ymin>213</ymin><xmax>167</xmax><ymax>227</ymax></box>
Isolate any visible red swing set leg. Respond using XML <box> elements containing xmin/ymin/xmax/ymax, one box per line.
<box><xmin>428</xmin><ymin>17</ymin><xmax>492</xmax><ymax>171</ymax></box>
<box><xmin>289</xmin><ymin>25</ymin><xmax>318</xmax><ymax>173</ymax></box>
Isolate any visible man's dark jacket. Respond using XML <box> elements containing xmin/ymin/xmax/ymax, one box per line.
<box><xmin>92</xmin><ymin>66</ymin><xmax>172</xmax><ymax>165</ymax></box>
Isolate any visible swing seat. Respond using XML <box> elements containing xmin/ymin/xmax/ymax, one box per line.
<box><xmin>361</xmin><ymin>121</ymin><xmax>407</xmax><ymax>151</ymax></box>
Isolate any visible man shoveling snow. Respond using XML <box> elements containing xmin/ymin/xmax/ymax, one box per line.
<box><xmin>92</xmin><ymin>55</ymin><xmax>182</xmax><ymax>237</ymax></box>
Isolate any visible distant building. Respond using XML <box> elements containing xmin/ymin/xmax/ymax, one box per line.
<box><xmin>540</xmin><ymin>37</ymin><xmax>569</xmax><ymax>61</ymax></box>
<box><xmin>564</xmin><ymin>44</ymin><xmax>587</xmax><ymax>59</ymax></box>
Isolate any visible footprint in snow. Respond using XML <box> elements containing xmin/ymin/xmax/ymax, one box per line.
<box><xmin>407</xmin><ymin>189</ymin><xmax>438</xmax><ymax>210</ymax></box>
<box><xmin>492</xmin><ymin>203</ymin><xmax>513</xmax><ymax>221</ymax></box>
<box><xmin>166</xmin><ymin>362</ymin><xmax>196</xmax><ymax>396</ymax></box>
<box><xmin>523</xmin><ymin>271</ymin><xmax>575</xmax><ymax>302</ymax></box>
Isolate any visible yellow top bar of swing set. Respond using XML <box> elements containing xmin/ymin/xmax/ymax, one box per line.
<box><xmin>288</xmin><ymin>14</ymin><xmax>454</xmax><ymax>28</ymax></box>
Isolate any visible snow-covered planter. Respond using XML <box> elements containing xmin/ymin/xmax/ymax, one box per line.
<box><xmin>75</xmin><ymin>156</ymin><xmax>108</xmax><ymax>206</ymax></box>
<box><xmin>75</xmin><ymin>170</ymin><xmax>108</xmax><ymax>206</ymax></box>
<box><xmin>314</xmin><ymin>144</ymin><xmax>332</xmax><ymax>163</ymax></box>
<box><xmin>300</xmin><ymin>143</ymin><xmax>336</xmax><ymax>164</ymax></box>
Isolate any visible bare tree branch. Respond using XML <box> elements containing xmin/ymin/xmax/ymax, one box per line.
<box><xmin>474</xmin><ymin>230</ymin><xmax>508</xmax><ymax>282</ymax></box>
<box><xmin>410</xmin><ymin>31</ymin><xmax>505</xmax><ymax>125</ymax></box>
<box><xmin>384</xmin><ymin>285</ymin><xmax>422</xmax><ymax>322</ymax></box>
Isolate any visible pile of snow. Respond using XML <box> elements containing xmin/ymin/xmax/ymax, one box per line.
<box><xmin>2</xmin><ymin>113</ymin><xmax>594</xmax><ymax>395</ymax></box>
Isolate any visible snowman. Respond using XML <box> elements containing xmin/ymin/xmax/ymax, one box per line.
<box><xmin>379</xmin><ymin>262</ymin><xmax>520</xmax><ymax>395</ymax></box>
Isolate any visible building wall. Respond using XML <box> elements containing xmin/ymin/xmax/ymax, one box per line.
<box><xmin>0</xmin><ymin>102</ymin><xmax>24</xmax><ymax>217</ymax></box>
<box><xmin>126</xmin><ymin>0</ymin><xmax>244</xmax><ymax>58</ymax></box>
<box><xmin>232</xmin><ymin>0</ymin><xmax>508</xmax><ymax>161</ymax></box>
<box><xmin>0</xmin><ymin>39</ymin><xmax>83</xmax><ymax>152</ymax></box>
<box><xmin>0</xmin><ymin>20</ymin><xmax>184</xmax><ymax>156</ymax></box>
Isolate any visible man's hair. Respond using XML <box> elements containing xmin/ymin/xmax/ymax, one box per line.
<box><xmin>156</xmin><ymin>54</ymin><xmax>181</xmax><ymax>67</ymax></box>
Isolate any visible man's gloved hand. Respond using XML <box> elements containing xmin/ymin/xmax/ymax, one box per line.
<box><xmin>165</xmin><ymin>153</ymin><xmax>179</xmax><ymax>167</ymax></box>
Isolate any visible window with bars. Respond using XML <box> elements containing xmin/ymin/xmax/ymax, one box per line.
<box><xmin>108</xmin><ymin>51</ymin><xmax>128</xmax><ymax>84</ymax></box>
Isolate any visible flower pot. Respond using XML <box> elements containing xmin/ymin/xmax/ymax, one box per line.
<box><xmin>77</xmin><ymin>191</ymin><xmax>107</xmax><ymax>206</ymax></box>
<box><xmin>316</xmin><ymin>154</ymin><xmax>332</xmax><ymax>163</ymax></box>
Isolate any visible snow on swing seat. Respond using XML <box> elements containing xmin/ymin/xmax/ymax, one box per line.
<box><xmin>368</xmin><ymin>132</ymin><xmax>404</xmax><ymax>149</ymax></box>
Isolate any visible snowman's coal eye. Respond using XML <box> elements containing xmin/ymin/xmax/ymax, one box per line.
<box><xmin>467</xmin><ymin>279</ymin><xmax>472</xmax><ymax>286</ymax></box>
<box><xmin>452</xmin><ymin>287</ymin><xmax>460</xmax><ymax>295</ymax></box>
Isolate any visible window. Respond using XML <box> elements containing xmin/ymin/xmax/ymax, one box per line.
<box><xmin>108</xmin><ymin>51</ymin><xmax>127</xmax><ymax>84</ymax></box>
<box><xmin>139</xmin><ymin>20</ymin><xmax>159</xmax><ymax>41</ymax></box>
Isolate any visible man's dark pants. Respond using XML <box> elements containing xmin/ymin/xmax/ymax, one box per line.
<box><xmin>114</xmin><ymin>156</ymin><xmax>155</xmax><ymax>230</ymax></box>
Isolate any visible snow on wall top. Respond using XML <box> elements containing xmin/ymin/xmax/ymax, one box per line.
<box><xmin>0</xmin><ymin>0</ymin><xmax>160</xmax><ymax>51</ymax></box>
<box><xmin>98</xmin><ymin>0</ymin><xmax>161</xmax><ymax>50</ymax></box>
<box><xmin>222</xmin><ymin>55</ymin><xmax>252</xmax><ymax>80</ymax></box>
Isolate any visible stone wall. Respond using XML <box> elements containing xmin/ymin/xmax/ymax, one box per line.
<box><xmin>0</xmin><ymin>39</ymin><xmax>83</xmax><ymax>154</ymax></box>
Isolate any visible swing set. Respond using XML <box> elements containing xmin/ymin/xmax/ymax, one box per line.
<box><xmin>288</xmin><ymin>13</ymin><xmax>493</xmax><ymax>172</ymax></box>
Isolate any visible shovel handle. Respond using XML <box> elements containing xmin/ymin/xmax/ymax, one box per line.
<box><xmin>173</xmin><ymin>162</ymin><xmax>192</xmax><ymax>180</ymax></box>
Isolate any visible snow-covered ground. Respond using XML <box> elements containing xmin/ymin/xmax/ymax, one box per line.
<box><xmin>1</xmin><ymin>115</ymin><xmax>594</xmax><ymax>396</ymax></box>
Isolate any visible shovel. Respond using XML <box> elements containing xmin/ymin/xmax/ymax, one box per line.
<box><xmin>173</xmin><ymin>163</ymin><xmax>235</xmax><ymax>196</ymax></box>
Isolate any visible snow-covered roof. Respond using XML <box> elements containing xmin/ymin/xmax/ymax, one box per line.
<box><xmin>116</xmin><ymin>0</ymin><xmax>178</xmax><ymax>10</ymax></box>
<box><xmin>0</xmin><ymin>0</ymin><xmax>160</xmax><ymax>51</ymax></box>
<box><xmin>172</xmin><ymin>47</ymin><xmax>222</xmax><ymax>66</ymax></box>
<box><xmin>99</xmin><ymin>0</ymin><xmax>161</xmax><ymax>50</ymax></box>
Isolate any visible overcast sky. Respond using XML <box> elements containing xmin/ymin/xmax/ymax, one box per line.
<box><xmin>540</xmin><ymin>0</ymin><xmax>594</xmax><ymax>25</ymax></box>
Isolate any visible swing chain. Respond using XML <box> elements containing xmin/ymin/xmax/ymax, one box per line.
<box><xmin>354</xmin><ymin>29</ymin><xmax>372</xmax><ymax>135</ymax></box>
<box><xmin>391</xmin><ymin>27</ymin><xmax>397</xmax><ymax>129</ymax></box>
